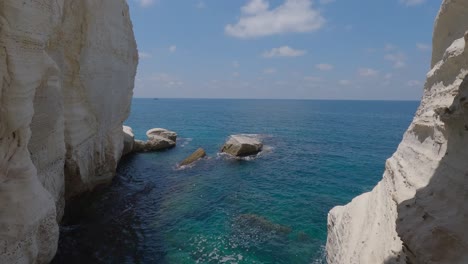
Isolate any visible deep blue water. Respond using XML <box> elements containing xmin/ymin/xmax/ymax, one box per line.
<box><xmin>54</xmin><ymin>99</ymin><xmax>419</xmax><ymax>264</ymax></box>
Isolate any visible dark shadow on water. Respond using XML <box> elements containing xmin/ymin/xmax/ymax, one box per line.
<box><xmin>384</xmin><ymin>76</ymin><xmax>468</xmax><ymax>264</ymax></box>
<box><xmin>52</xmin><ymin>155</ymin><xmax>165</xmax><ymax>264</ymax></box>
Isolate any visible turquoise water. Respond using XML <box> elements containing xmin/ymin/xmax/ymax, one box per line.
<box><xmin>53</xmin><ymin>99</ymin><xmax>418</xmax><ymax>264</ymax></box>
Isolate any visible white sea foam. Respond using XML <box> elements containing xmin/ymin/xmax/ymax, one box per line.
<box><xmin>217</xmin><ymin>145</ymin><xmax>274</xmax><ymax>161</ymax></box>
<box><xmin>190</xmin><ymin>235</ymin><xmax>245</xmax><ymax>263</ymax></box>
<box><xmin>311</xmin><ymin>245</ymin><xmax>327</xmax><ymax>264</ymax></box>
<box><xmin>179</xmin><ymin>137</ymin><xmax>193</xmax><ymax>148</ymax></box>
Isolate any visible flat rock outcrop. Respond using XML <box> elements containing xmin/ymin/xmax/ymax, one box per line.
<box><xmin>221</xmin><ymin>135</ymin><xmax>263</xmax><ymax>157</ymax></box>
<box><xmin>147</xmin><ymin>128</ymin><xmax>178</xmax><ymax>142</ymax></box>
<box><xmin>127</xmin><ymin>127</ymin><xmax>177</xmax><ymax>153</ymax></box>
<box><xmin>133</xmin><ymin>136</ymin><xmax>176</xmax><ymax>152</ymax></box>
<box><xmin>326</xmin><ymin>1</ymin><xmax>468</xmax><ymax>263</ymax></box>
<box><xmin>0</xmin><ymin>1</ymin><xmax>137</xmax><ymax>263</ymax></box>
<box><xmin>179</xmin><ymin>148</ymin><xmax>207</xmax><ymax>166</ymax></box>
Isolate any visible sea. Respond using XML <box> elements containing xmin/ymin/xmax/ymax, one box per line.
<box><xmin>53</xmin><ymin>99</ymin><xmax>419</xmax><ymax>264</ymax></box>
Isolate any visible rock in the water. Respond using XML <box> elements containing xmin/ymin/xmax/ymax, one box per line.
<box><xmin>130</xmin><ymin>129</ymin><xmax>177</xmax><ymax>153</ymax></box>
<box><xmin>146</xmin><ymin>135</ymin><xmax>176</xmax><ymax>150</ymax></box>
<box><xmin>235</xmin><ymin>214</ymin><xmax>292</xmax><ymax>236</ymax></box>
<box><xmin>123</xmin><ymin>126</ymin><xmax>135</xmax><ymax>156</ymax></box>
<box><xmin>221</xmin><ymin>135</ymin><xmax>263</xmax><ymax>157</ymax></box>
<box><xmin>133</xmin><ymin>140</ymin><xmax>147</xmax><ymax>153</ymax></box>
<box><xmin>147</xmin><ymin>128</ymin><xmax>178</xmax><ymax>142</ymax></box>
<box><xmin>179</xmin><ymin>148</ymin><xmax>207</xmax><ymax>166</ymax></box>
<box><xmin>133</xmin><ymin>136</ymin><xmax>175</xmax><ymax>152</ymax></box>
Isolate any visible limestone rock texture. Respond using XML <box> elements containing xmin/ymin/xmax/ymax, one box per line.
<box><xmin>123</xmin><ymin>126</ymin><xmax>135</xmax><ymax>156</ymax></box>
<box><xmin>133</xmin><ymin>136</ymin><xmax>176</xmax><ymax>152</ymax></box>
<box><xmin>0</xmin><ymin>0</ymin><xmax>138</xmax><ymax>263</ymax></box>
<box><xmin>326</xmin><ymin>1</ymin><xmax>468</xmax><ymax>264</ymax></box>
<box><xmin>221</xmin><ymin>135</ymin><xmax>263</xmax><ymax>157</ymax></box>
<box><xmin>179</xmin><ymin>148</ymin><xmax>207</xmax><ymax>167</ymax></box>
<box><xmin>147</xmin><ymin>128</ymin><xmax>178</xmax><ymax>142</ymax></box>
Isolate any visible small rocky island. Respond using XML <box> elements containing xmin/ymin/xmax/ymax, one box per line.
<box><xmin>124</xmin><ymin>127</ymin><xmax>178</xmax><ymax>153</ymax></box>
<box><xmin>221</xmin><ymin>135</ymin><xmax>263</xmax><ymax>157</ymax></box>
<box><xmin>179</xmin><ymin>148</ymin><xmax>207</xmax><ymax>167</ymax></box>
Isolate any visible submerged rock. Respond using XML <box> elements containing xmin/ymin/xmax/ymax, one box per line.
<box><xmin>147</xmin><ymin>128</ymin><xmax>178</xmax><ymax>142</ymax></box>
<box><xmin>235</xmin><ymin>214</ymin><xmax>292</xmax><ymax>236</ymax></box>
<box><xmin>221</xmin><ymin>135</ymin><xmax>263</xmax><ymax>157</ymax></box>
<box><xmin>123</xmin><ymin>126</ymin><xmax>135</xmax><ymax>156</ymax></box>
<box><xmin>296</xmin><ymin>231</ymin><xmax>312</xmax><ymax>243</ymax></box>
<box><xmin>179</xmin><ymin>148</ymin><xmax>206</xmax><ymax>166</ymax></box>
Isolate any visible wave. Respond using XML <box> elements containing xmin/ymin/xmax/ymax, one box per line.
<box><xmin>178</xmin><ymin>137</ymin><xmax>193</xmax><ymax>148</ymax></box>
<box><xmin>311</xmin><ymin>245</ymin><xmax>327</xmax><ymax>264</ymax></box>
<box><xmin>236</xmin><ymin>133</ymin><xmax>273</xmax><ymax>141</ymax></box>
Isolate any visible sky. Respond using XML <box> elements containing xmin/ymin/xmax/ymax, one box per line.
<box><xmin>127</xmin><ymin>0</ymin><xmax>442</xmax><ymax>100</ymax></box>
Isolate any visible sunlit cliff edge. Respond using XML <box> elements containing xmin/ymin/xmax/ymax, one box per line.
<box><xmin>327</xmin><ymin>1</ymin><xmax>468</xmax><ymax>263</ymax></box>
<box><xmin>0</xmin><ymin>1</ymin><xmax>137</xmax><ymax>262</ymax></box>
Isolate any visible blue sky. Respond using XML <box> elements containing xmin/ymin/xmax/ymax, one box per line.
<box><xmin>128</xmin><ymin>0</ymin><xmax>441</xmax><ymax>100</ymax></box>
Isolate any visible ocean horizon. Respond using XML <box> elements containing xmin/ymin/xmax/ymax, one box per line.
<box><xmin>134</xmin><ymin>97</ymin><xmax>421</xmax><ymax>102</ymax></box>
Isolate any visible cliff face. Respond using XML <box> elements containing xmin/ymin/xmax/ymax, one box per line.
<box><xmin>0</xmin><ymin>0</ymin><xmax>138</xmax><ymax>263</ymax></box>
<box><xmin>327</xmin><ymin>1</ymin><xmax>468</xmax><ymax>264</ymax></box>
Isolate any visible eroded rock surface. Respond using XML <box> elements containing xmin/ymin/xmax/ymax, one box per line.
<box><xmin>133</xmin><ymin>136</ymin><xmax>176</xmax><ymax>152</ymax></box>
<box><xmin>221</xmin><ymin>135</ymin><xmax>263</xmax><ymax>157</ymax></box>
<box><xmin>0</xmin><ymin>0</ymin><xmax>137</xmax><ymax>263</ymax></box>
<box><xmin>123</xmin><ymin>126</ymin><xmax>135</xmax><ymax>156</ymax></box>
<box><xmin>147</xmin><ymin>128</ymin><xmax>178</xmax><ymax>142</ymax></box>
<box><xmin>179</xmin><ymin>148</ymin><xmax>207</xmax><ymax>167</ymax></box>
<box><xmin>326</xmin><ymin>1</ymin><xmax>468</xmax><ymax>263</ymax></box>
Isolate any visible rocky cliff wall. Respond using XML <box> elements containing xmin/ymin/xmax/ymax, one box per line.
<box><xmin>326</xmin><ymin>1</ymin><xmax>468</xmax><ymax>263</ymax></box>
<box><xmin>0</xmin><ymin>1</ymin><xmax>138</xmax><ymax>263</ymax></box>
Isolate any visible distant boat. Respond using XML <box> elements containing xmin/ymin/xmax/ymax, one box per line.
<box><xmin>153</xmin><ymin>98</ymin><xmax>159</xmax><ymax>100</ymax></box>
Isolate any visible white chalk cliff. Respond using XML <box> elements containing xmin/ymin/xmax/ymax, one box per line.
<box><xmin>327</xmin><ymin>1</ymin><xmax>468</xmax><ymax>263</ymax></box>
<box><xmin>0</xmin><ymin>0</ymin><xmax>137</xmax><ymax>263</ymax></box>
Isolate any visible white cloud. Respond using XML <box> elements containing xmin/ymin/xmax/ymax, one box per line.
<box><xmin>263</xmin><ymin>68</ymin><xmax>277</xmax><ymax>74</ymax></box>
<box><xmin>400</xmin><ymin>0</ymin><xmax>426</xmax><ymax>6</ymax></box>
<box><xmin>169</xmin><ymin>45</ymin><xmax>177</xmax><ymax>53</ymax></box>
<box><xmin>384</xmin><ymin>44</ymin><xmax>397</xmax><ymax>51</ymax></box>
<box><xmin>196</xmin><ymin>1</ymin><xmax>206</xmax><ymax>9</ymax></box>
<box><xmin>232</xmin><ymin>72</ymin><xmax>240</xmax><ymax>77</ymax></box>
<box><xmin>225</xmin><ymin>0</ymin><xmax>325</xmax><ymax>38</ymax></box>
<box><xmin>232</xmin><ymin>61</ymin><xmax>240</xmax><ymax>68</ymax></box>
<box><xmin>416</xmin><ymin>43</ymin><xmax>431</xmax><ymax>51</ymax></box>
<box><xmin>358</xmin><ymin>68</ymin><xmax>379</xmax><ymax>77</ymax></box>
<box><xmin>147</xmin><ymin>73</ymin><xmax>183</xmax><ymax>87</ymax></box>
<box><xmin>262</xmin><ymin>46</ymin><xmax>307</xmax><ymax>58</ymax></box>
<box><xmin>384</xmin><ymin>73</ymin><xmax>393</xmax><ymax>79</ymax></box>
<box><xmin>407</xmin><ymin>80</ymin><xmax>422</xmax><ymax>87</ymax></box>
<box><xmin>138</xmin><ymin>51</ymin><xmax>152</xmax><ymax>59</ymax></box>
<box><xmin>242</xmin><ymin>0</ymin><xmax>269</xmax><ymax>14</ymax></box>
<box><xmin>304</xmin><ymin>76</ymin><xmax>321</xmax><ymax>82</ymax></box>
<box><xmin>135</xmin><ymin>0</ymin><xmax>156</xmax><ymax>7</ymax></box>
<box><xmin>315</xmin><ymin>63</ymin><xmax>334</xmax><ymax>71</ymax></box>
<box><xmin>385</xmin><ymin>52</ymin><xmax>406</xmax><ymax>68</ymax></box>
<box><xmin>339</xmin><ymin>80</ymin><xmax>351</xmax><ymax>85</ymax></box>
